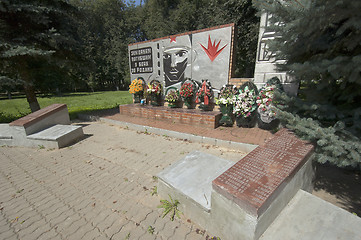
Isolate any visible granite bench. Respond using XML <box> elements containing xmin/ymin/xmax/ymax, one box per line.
<box><xmin>1</xmin><ymin>104</ymin><xmax>84</xmax><ymax>148</ymax></box>
<box><xmin>9</xmin><ymin>103</ymin><xmax>71</xmax><ymax>135</ymax></box>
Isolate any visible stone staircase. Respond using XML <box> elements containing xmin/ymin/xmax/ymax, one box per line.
<box><xmin>0</xmin><ymin>104</ymin><xmax>84</xmax><ymax>149</ymax></box>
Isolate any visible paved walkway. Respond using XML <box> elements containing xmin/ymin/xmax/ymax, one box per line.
<box><xmin>0</xmin><ymin>121</ymin><xmax>246</xmax><ymax>240</ymax></box>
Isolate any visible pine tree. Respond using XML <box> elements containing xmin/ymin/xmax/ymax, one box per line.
<box><xmin>0</xmin><ymin>0</ymin><xmax>79</xmax><ymax>112</ymax></box>
<box><xmin>253</xmin><ymin>0</ymin><xmax>361</xmax><ymax>167</ymax></box>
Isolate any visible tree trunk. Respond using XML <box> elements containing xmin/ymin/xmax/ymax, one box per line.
<box><xmin>18</xmin><ymin>58</ymin><xmax>41</xmax><ymax>112</ymax></box>
<box><xmin>24</xmin><ymin>84</ymin><xmax>40</xmax><ymax>112</ymax></box>
<box><xmin>6</xmin><ymin>90</ymin><xmax>12</xmax><ymax>99</ymax></box>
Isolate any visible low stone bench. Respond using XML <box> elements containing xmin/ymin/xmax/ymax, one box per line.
<box><xmin>1</xmin><ymin>104</ymin><xmax>84</xmax><ymax>148</ymax></box>
<box><xmin>10</xmin><ymin>104</ymin><xmax>71</xmax><ymax>135</ymax></box>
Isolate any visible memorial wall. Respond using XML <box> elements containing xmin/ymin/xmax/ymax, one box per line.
<box><xmin>128</xmin><ymin>23</ymin><xmax>235</xmax><ymax>92</ymax></box>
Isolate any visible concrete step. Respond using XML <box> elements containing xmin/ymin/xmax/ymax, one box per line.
<box><xmin>27</xmin><ymin>124</ymin><xmax>84</xmax><ymax>148</ymax></box>
<box><xmin>157</xmin><ymin>151</ymin><xmax>235</xmax><ymax>228</ymax></box>
<box><xmin>259</xmin><ymin>190</ymin><xmax>361</xmax><ymax>240</ymax></box>
<box><xmin>0</xmin><ymin>124</ymin><xmax>12</xmax><ymax>139</ymax></box>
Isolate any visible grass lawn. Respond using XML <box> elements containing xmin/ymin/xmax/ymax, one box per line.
<box><xmin>0</xmin><ymin>91</ymin><xmax>132</xmax><ymax>123</ymax></box>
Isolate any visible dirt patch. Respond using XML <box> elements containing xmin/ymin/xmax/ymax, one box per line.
<box><xmin>313</xmin><ymin>163</ymin><xmax>361</xmax><ymax>216</ymax></box>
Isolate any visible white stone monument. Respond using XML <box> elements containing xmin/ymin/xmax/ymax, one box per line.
<box><xmin>254</xmin><ymin>12</ymin><xmax>299</xmax><ymax>95</ymax></box>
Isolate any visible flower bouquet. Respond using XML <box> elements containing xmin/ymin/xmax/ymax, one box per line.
<box><xmin>180</xmin><ymin>80</ymin><xmax>197</xmax><ymax>109</ymax></box>
<box><xmin>216</xmin><ymin>85</ymin><xmax>237</xmax><ymax>126</ymax></box>
<box><xmin>129</xmin><ymin>78</ymin><xmax>145</xmax><ymax>103</ymax></box>
<box><xmin>256</xmin><ymin>83</ymin><xmax>279</xmax><ymax>130</ymax></box>
<box><xmin>196</xmin><ymin>80</ymin><xmax>213</xmax><ymax>111</ymax></box>
<box><xmin>165</xmin><ymin>88</ymin><xmax>181</xmax><ymax>108</ymax></box>
<box><xmin>233</xmin><ymin>83</ymin><xmax>258</xmax><ymax>128</ymax></box>
<box><xmin>146</xmin><ymin>80</ymin><xmax>163</xmax><ymax>106</ymax></box>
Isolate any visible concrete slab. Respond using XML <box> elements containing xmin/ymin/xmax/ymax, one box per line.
<box><xmin>27</xmin><ymin>125</ymin><xmax>82</xmax><ymax>141</ymax></box>
<box><xmin>27</xmin><ymin>124</ymin><xmax>84</xmax><ymax>148</ymax></box>
<box><xmin>260</xmin><ymin>190</ymin><xmax>361</xmax><ymax>240</ymax></box>
<box><xmin>157</xmin><ymin>151</ymin><xmax>235</xmax><ymax>211</ymax></box>
<box><xmin>0</xmin><ymin>124</ymin><xmax>12</xmax><ymax>139</ymax></box>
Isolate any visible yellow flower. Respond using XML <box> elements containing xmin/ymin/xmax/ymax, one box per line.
<box><xmin>129</xmin><ymin>78</ymin><xmax>144</xmax><ymax>94</ymax></box>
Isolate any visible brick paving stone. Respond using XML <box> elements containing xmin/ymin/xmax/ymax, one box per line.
<box><xmin>66</xmin><ymin>223</ymin><xmax>95</xmax><ymax>240</ymax></box>
<box><xmin>139</xmin><ymin>231</ymin><xmax>158</xmax><ymax>240</ymax></box>
<box><xmin>110</xmin><ymin>221</ymin><xmax>135</xmax><ymax>240</ymax></box>
<box><xmin>95</xmin><ymin>212</ymin><xmax>119</xmax><ymax>233</ymax></box>
<box><xmin>103</xmin><ymin>218</ymin><xmax>127</xmax><ymax>238</ymax></box>
<box><xmin>185</xmin><ymin>228</ymin><xmax>210</xmax><ymax>240</ymax></box>
<box><xmin>37</xmin><ymin>229</ymin><xmax>62</xmax><ymax>240</ymax></box>
<box><xmin>160</xmin><ymin>219</ymin><xmax>181</xmax><ymax>239</ymax></box>
<box><xmin>0</xmin><ymin>121</ymin><xmax>255</xmax><ymax>240</ymax></box>
<box><xmin>0</xmin><ymin>229</ymin><xmax>17</xmax><ymax>240</ymax></box>
<box><xmin>80</xmin><ymin>228</ymin><xmax>103</xmax><ymax>240</ymax></box>
<box><xmin>13</xmin><ymin>215</ymin><xmax>43</xmax><ymax>232</ymax></box>
<box><xmin>19</xmin><ymin>220</ymin><xmax>52</xmax><ymax>240</ymax></box>
<box><xmin>172</xmin><ymin>224</ymin><xmax>193</xmax><ymax>239</ymax></box>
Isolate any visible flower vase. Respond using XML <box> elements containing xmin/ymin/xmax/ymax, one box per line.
<box><xmin>150</xmin><ymin>94</ymin><xmax>161</xmax><ymax>106</ymax></box>
<box><xmin>168</xmin><ymin>101</ymin><xmax>181</xmax><ymax>108</ymax></box>
<box><xmin>257</xmin><ymin>111</ymin><xmax>280</xmax><ymax>130</ymax></box>
<box><xmin>219</xmin><ymin>104</ymin><xmax>234</xmax><ymax>126</ymax></box>
<box><xmin>133</xmin><ymin>92</ymin><xmax>143</xmax><ymax>103</ymax></box>
<box><xmin>184</xmin><ymin>97</ymin><xmax>195</xmax><ymax>109</ymax></box>
<box><xmin>199</xmin><ymin>103</ymin><xmax>213</xmax><ymax>111</ymax></box>
<box><xmin>236</xmin><ymin>111</ymin><xmax>257</xmax><ymax>128</ymax></box>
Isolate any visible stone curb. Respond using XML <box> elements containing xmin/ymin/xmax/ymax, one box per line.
<box><xmin>77</xmin><ymin>113</ymin><xmax>258</xmax><ymax>153</ymax></box>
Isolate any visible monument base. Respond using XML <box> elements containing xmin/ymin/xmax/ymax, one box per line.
<box><xmin>119</xmin><ymin>104</ymin><xmax>222</xmax><ymax>129</ymax></box>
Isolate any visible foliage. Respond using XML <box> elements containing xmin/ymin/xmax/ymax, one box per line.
<box><xmin>0</xmin><ymin>0</ymin><xmax>81</xmax><ymax>111</ymax></box>
<box><xmin>129</xmin><ymin>78</ymin><xmax>144</xmax><ymax>94</ymax></box>
<box><xmin>0</xmin><ymin>91</ymin><xmax>132</xmax><ymax>123</ymax></box>
<box><xmin>141</xmin><ymin>0</ymin><xmax>259</xmax><ymax>77</ymax></box>
<box><xmin>216</xmin><ymin>85</ymin><xmax>237</xmax><ymax>106</ymax></box>
<box><xmin>254</xmin><ymin>0</ymin><xmax>361</xmax><ymax>167</ymax></box>
<box><xmin>233</xmin><ymin>86</ymin><xmax>257</xmax><ymax>118</ymax></box>
<box><xmin>147</xmin><ymin>225</ymin><xmax>155</xmax><ymax>235</ymax></box>
<box><xmin>179</xmin><ymin>82</ymin><xmax>195</xmax><ymax>99</ymax></box>
<box><xmin>71</xmin><ymin>0</ymin><xmax>143</xmax><ymax>91</ymax></box>
<box><xmin>157</xmin><ymin>194</ymin><xmax>182</xmax><ymax>221</ymax></box>
<box><xmin>165</xmin><ymin>90</ymin><xmax>180</xmax><ymax>103</ymax></box>
<box><xmin>150</xmin><ymin>186</ymin><xmax>157</xmax><ymax>196</ymax></box>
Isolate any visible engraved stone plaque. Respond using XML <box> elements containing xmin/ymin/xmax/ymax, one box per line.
<box><xmin>212</xmin><ymin>129</ymin><xmax>314</xmax><ymax>216</ymax></box>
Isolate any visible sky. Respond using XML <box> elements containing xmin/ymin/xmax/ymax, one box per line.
<box><xmin>125</xmin><ymin>0</ymin><xmax>142</xmax><ymax>6</ymax></box>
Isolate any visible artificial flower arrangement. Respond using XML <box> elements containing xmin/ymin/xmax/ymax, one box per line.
<box><xmin>146</xmin><ymin>81</ymin><xmax>162</xmax><ymax>95</ymax></box>
<box><xmin>146</xmin><ymin>80</ymin><xmax>163</xmax><ymax>106</ymax></box>
<box><xmin>196</xmin><ymin>80</ymin><xmax>213</xmax><ymax>105</ymax></box>
<box><xmin>233</xmin><ymin>86</ymin><xmax>258</xmax><ymax>118</ymax></box>
<box><xmin>165</xmin><ymin>89</ymin><xmax>181</xmax><ymax>103</ymax></box>
<box><xmin>129</xmin><ymin>78</ymin><xmax>144</xmax><ymax>94</ymax></box>
<box><xmin>256</xmin><ymin>77</ymin><xmax>283</xmax><ymax>130</ymax></box>
<box><xmin>256</xmin><ymin>83</ymin><xmax>276</xmax><ymax>119</ymax></box>
<box><xmin>215</xmin><ymin>85</ymin><xmax>238</xmax><ymax>106</ymax></box>
<box><xmin>179</xmin><ymin>82</ymin><xmax>195</xmax><ymax>99</ymax></box>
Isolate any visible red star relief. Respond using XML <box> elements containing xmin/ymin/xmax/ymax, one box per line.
<box><xmin>170</xmin><ymin>36</ymin><xmax>177</xmax><ymax>43</ymax></box>
<box><xmin>200</xmin><ymin>35</ymin><xmax>227</xmax><ymax>62</ymax></box>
